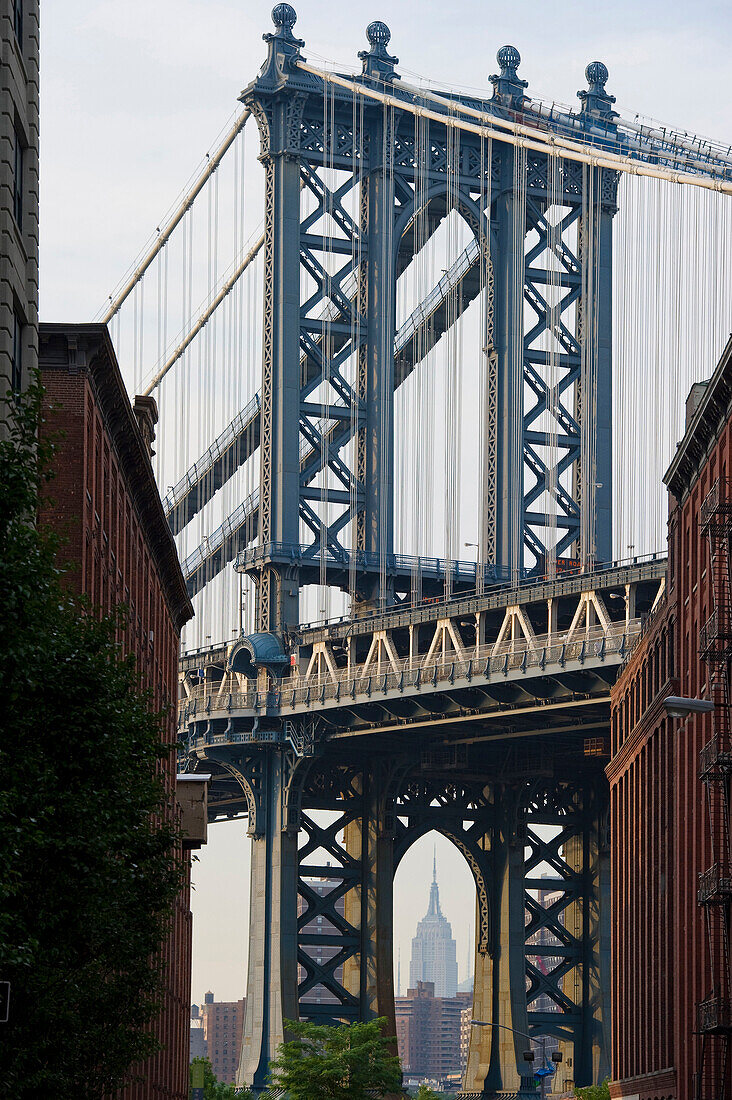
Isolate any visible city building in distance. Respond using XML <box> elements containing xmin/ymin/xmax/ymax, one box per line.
<box><xmin>397</xmin><ymin>861</ymin><xmax>470</xmax><ymax>1086</ymax></box>
<box><xmin>189</xmin><ymin>1005</ymin><xmax>205</xmax><ymax>1062</ymax></box>
<box><xmin>0</xmin><ymin>0</ymin><xmax>39</xmax><ymax>410</ymax></box>
<box><xmin>409</xmin><ymin>855</ymin><xmax>458</xmax><ymax>998</ymax></box>
<box><xmin>200</xmin><ymin>991</ymin><xmax>246</xmax><ymax>1086</ymax></box>
<box><xmin>395</xmin><ymin>980</ymin><xmax>471</xmax><ymax>1087</ymax></box>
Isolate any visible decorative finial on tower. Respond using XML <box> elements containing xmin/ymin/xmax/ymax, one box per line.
<box><xmin>490</xmin><ymin>46</ymin><xmax>528</xmax><ymax>109</ymax></box>
<box><xmin>270</xmin><ymin>3</ymin><xmax>299</xmax><ymax>41</ymax></box>
<box><xmin>257</xmin><ymin>3</ymin><xmax>305</xmax><ymax>84</ymax></box>
<box><xmin>578</xmin><ymin>61</ymin><xmax>617</xmax><ymax>122</ymax></box>
<box><xmin>433</xmin><ymin>845</ymin><xmax>437</xmax><ymax>884</ymax></box>
<box><xmin>359</xmin><ymin>20</ymin><xmax>399</xmax><ymax>82</ymax></box>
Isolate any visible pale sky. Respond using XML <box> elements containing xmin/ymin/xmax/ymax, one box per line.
<box><xmin>40</xmin><ymin>1</ymin><xmax>732</xmax><ymax>1005</ymax></box>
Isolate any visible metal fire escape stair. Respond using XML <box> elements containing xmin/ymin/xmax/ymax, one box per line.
<box><xmin>696</xmin><ymin>476</ymin><xmax>732</xmax><ymax>1100</ymax></box>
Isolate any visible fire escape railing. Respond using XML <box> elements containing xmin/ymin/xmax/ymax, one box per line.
<box><xmin>696</xmin><ymin>476</ymin><xmax>732</xmax><ymax>1099</ymax></box>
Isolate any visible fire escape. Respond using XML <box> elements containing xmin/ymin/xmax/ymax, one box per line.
<box><xmin>698</xmin><ymin>476</ymin><xmax>732</xmax><ymax>1100</ymax></box>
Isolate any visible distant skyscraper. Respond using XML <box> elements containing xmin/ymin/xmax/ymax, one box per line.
<box><xmin>408</xmin><ymin>854</ymin><xmax>458</xmax><ymax>998</ymax></box>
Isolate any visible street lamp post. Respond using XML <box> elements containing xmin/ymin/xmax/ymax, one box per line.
<box><xmin>471</xmin><ymin>1020</ymin><xmax>561</xmax><ymax>1100</ymax></box>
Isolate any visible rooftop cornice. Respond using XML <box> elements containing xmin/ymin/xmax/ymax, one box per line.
<box><xmin>664</xmin><ymin>333</ymin><xmax>732</xmax><ymax>503</ymax></box>
<box><xmin>39</xmin><ymin>322</ymin><xmax>194</xmax><ymax>633</ymax></box>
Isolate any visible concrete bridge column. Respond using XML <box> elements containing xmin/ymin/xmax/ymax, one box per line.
<box><xmin>563</xmin><ymin>781</ymin><xmax>611</xmax><ymax>1086</ymax></box>
<box><xmin>343</xmin><ymin>768</ymin><xmax>397</xmax><ymax>1034</ymax></box>
<box><xmin>464</xmin><ymin>787</ymin><xmax>537</xmax><ymax>1098</ymax></box>
<box><xmin>235</xmin><ymin>750</ymin><xmax>300</xmax><ymax>1094</ymax></box>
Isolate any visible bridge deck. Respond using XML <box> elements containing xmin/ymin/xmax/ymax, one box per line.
<box><xmin>179</xmin><ymin>558</ymin><xmax>666</xmax><ymax>767</ymax></box>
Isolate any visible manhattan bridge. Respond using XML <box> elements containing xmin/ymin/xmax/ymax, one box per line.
<box><xmin>102</xmin><ymin>8</ymin><xmax>732</xmax><ymax>1095</ymax></box>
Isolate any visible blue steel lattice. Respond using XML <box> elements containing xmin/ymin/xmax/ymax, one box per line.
<box><xmin>240</xmin><ymin>13</ymin><xmax>620</xmax><ymax>630</ymax></box>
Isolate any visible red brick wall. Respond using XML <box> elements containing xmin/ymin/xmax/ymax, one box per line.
<box><xmin>609</xmin><ymin>412</ymin><xmax>732</xmax><ymax>1100</ymax></box>
<box><xmin>669</xmin><ymin>420</ymin><xmax>730</xmax><ymax>1100</ymax></box>
<box><xmin>608</xmin><ymin>607</ymin><xmax>676</xmax><ymax>1100</ymax></box>
<box><xmin>40</xmin><ymin>368</ymin><xmax>192</xmax><ymax>1100</ymax></box>
<box><xmin>41</xmin><ymin>371</ymin><xmax>180</xmax><ymax>719</ymax></box>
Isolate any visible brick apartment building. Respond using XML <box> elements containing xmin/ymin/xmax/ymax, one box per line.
<box><xmin>39</xmin><ymin>322</ymin><xmax>200</xmax><ymax>1100</ymax></box>
<box><xmin>609</xmin><ymin>336</ymin><xmax>732</xmax><ymax>1100</ymax></box>
<box><xmin>200</xmin><ymin>992</ymin><xmax>246</xmax><ymax>1085</ymax></box>
<box><xmin>395</xmin><ymin>980</ymin><xmax>471</xmax><ymax>1084</ymax></box>
<box><xmin>1</xmin><ymin>0</ymin><xmax>39</xmax><ymax>408</ymax></box>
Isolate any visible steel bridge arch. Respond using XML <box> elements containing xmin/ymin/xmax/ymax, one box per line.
<box><xmin>391</xmin><ymin>180</ymin><xmax>494</xmax><ymax>284</ymax></box>
<box><xmin>393</xmin><ymin>817</ymin><xmax>494</xmax><ymax>958</ymax></box>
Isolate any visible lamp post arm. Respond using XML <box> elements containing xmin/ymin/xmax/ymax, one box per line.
<box><xmin>470</xmin><ymin>1019</ymin><xmax>534</xmax><ymax>1044</ymax></box>
<box><xmin>471</xmin><ymin>1020</ymin><xmax>549</xmax><ymax>1091</ymax></box>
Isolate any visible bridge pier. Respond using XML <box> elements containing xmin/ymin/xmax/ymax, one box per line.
<box><xmin>355</xmin><ymin>97</ymin><xmax>396</xmax><ymax>612</ymax></box>
<box><xmin>343</xmin><ymin>769</ymin><xmax>398</xmax><ymax>1029</ymax></box>
<box><xmin>293</xmin><ymin>762</ymin><xmax>399</xmax><ymax>1033</ymax></box>
<box><xmin>200</xmin><ymin>747</ymin><xmax>302</xmax><ymax>1095</ymax></box>
<box><xmin>462</xmin><ymin>778</ymin><xmax>610</xmax><ymax>1097</ymax></box>
<box><xmin>194</xmin><ymin>745</ymin><xmax>612</xmax><ymax>1096</ymax></box>
<box><xmin>181</xmin><ymin>558</ymin><xmax>661</xmax><ymax>1093</ymax></box>
<box><xmin>464</xmin><ymin>787</ymin><xmax>541</xmax><ymax>1098</ymax></box>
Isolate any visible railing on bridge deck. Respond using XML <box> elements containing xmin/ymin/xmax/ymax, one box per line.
<box><xmin>178</xmin><ymin>551</ymin><xmax>666</xmax><ymax>666</ymax></box>
<box><xmin>294</xmin><ymin>550</ymin><xmax>666</xmax><ymax>634</ymax></box>
<box><xmin>181</xmin><ymin>618</ymin><xmax>640</xmax><ymax>729</ymax></box>
<box><xmin>235</xmin><ymin>541</ymin><xmax>518</xmax><ymax>583</ymax></box>
<box><xmin>181</xmin><ymin>487</ymin><xmax>259</xmax><ymax>578</ymax></box>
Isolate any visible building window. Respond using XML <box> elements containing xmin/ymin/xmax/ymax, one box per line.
<box><xmin>13</xmin><ymin>0</ymin><xmax>22</xmax><ymax>47</ymax></box>
<box><xmin>11</xmin><ymin>309</ymin><xmax>23</xmax><ymax>394</ymax></box>
<box><xmin>13</xmin><ymin>128</ymin><xmax>23</xmax><ymax>230</ymax></box>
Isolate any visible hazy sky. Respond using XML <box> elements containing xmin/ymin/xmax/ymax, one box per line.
<box><xmin>40</xmin><ymin>1</ymin><xmax>732</xmax><ymax>1005</ymax></box>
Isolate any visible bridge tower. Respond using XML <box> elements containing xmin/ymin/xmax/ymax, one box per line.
<box><xmin>198</xmin><ymin>8</ymin><xmax>623</xmax><ymax>1095</ymax></box>
<box><xmin>243</xmin><ymin>5</ymin><xmax>618</xmax><ymax>636</ymax></box>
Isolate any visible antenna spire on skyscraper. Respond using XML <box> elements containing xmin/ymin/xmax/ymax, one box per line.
<box><xmin>408</xmin><ymin>839</ymin><xmax>458</xmax><ymax>998</ymax></box>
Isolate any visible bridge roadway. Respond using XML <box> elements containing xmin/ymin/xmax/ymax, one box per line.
<box><xmin>180</xmin><ymin>556</ymin><xmax>666</xmax><ymax>818</ymax></box>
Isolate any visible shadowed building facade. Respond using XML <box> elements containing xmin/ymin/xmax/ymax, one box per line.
<box><xmin>0</xmin><ymin>0</ymin><xmax>39</xmax><ymax>411</ymax></box>
<box><xmin>609</xmin><ymin>338</ymin><xmax>732</xmax><ymax>1100</ymax></box>
<box><xmin>39</xmin><ymin>323</ymin><xmax>198</xmax><ymax>1100</ymax></box>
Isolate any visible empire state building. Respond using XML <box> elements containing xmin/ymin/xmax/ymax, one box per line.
<box><xmin>408</xmin><ymin>855</ymin><xmax>458</xmax><ymax>998</ymax></box>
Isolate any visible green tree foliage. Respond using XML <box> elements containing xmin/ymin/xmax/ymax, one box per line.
<box><xmin>414</xmin><ymin>1085</ymin><xmax>444</xmax><ymax>1099</ymax></box>
<box><xmin>189</xmin><ymin>1057</ymin><xmax>241</xmax><ymax>1098</ymax></box>
<box><xmin>268</xmin><ymin>1017</ymin><xmax>403</xmax><ymax>1100</ymax></box>
<box><xmin>0</xmin><ymin>384</ymin><xmax>185</xmax><ymax>1097</ymax></box>
<box><xmin>575</xmin><ymin>1080</ymin><xmax>611</xmax><ymax>1100</ymax></box>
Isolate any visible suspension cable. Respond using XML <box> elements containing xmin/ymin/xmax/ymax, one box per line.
<box><xmin>141</xmin><ymin>232</ymin><xmax>264</xmax><ymax>396</ymax></box>
<box><xmin>102</xmin><ymin>107</ymin><xmax>251</xmax><ymax>323</ymax></box>
<box><xmin>297</xmin><ymin>62</ymin><xmax>732</xmax><ymax>194</ymax></box>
